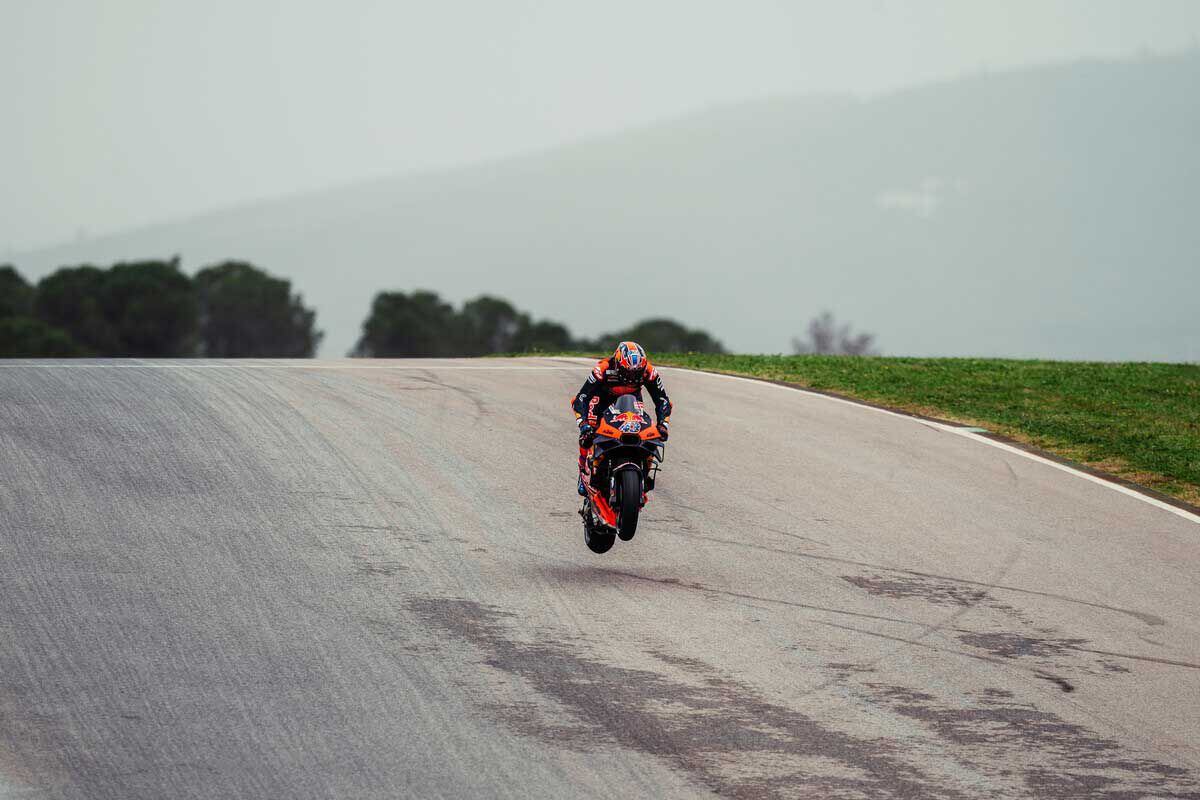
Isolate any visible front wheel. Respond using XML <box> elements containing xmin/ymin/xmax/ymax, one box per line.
<box><xmin>616</xmin><ymin>469</ymin><xmax>641</xmax><ymax>541</ymax></box>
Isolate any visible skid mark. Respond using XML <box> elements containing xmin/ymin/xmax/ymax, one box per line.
<box><xmin>870</xmin><ymin>685</ymin><xmax>1200</xmax><ymax>799</ymax></box>
<box><xmin>842</xmin><ymin>576</ymin><xmax>1180</xmax><ymax>677</ymax></box>
<box><xmin>843</xmin><ymin>574</ymin><xmax>993</xmax><ymax>608</ymax></box>
<box><xmin>354</xmin><ymin>558</ymin><xmax>407</xmax><ymax>577</ymax></box>
<box><xmin>412</xmin><ymin>597</ymin><xmax>1200</xmax><ymax>798</ymax></box>
<box><xmin>958</xmin><ymin>632</ymin><xmax>1090</xmax><ymax>660</ymax></box>
<box><xmin>679</xmin><ymin>530</ymin><xmax>1164</xmax><ymax>627</ymax></box>
<box><xmin>411</xmin><ymin>597</ymin><xmax>963</xmax><ymax>799</ymax></box>
<box><xmin>543</xmin><ymin>564</ymin><xmax>1170</xmax><ymax>689</ymax></box>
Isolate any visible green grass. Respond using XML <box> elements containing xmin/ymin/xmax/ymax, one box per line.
<box><xmin>632</xmin><ymin>354</ymin><xmax>1200</xmax><ymax>506</ymax></box>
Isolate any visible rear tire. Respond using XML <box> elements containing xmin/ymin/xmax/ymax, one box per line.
<box><xmin>616</xmin><ymin>469</ymin><xmax>641</xmax><ymax>542</ymax></box>
<box><xmin>583</xmin><ymin>502</ymin><xmax>616</xmax><ymax>554</ymax></box>
<box><xmin>584</xmin><ymin>524</ymin><xmax>615</xmax><ymax>554</ymax></box>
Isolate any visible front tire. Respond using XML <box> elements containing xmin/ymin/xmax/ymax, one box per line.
<box><xmin>616</xmin><ymin>469</ymin><xmax>641</xmax><ymax>541</ymax></box>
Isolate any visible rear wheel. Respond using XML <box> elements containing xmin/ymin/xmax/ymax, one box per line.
<box><xmin>583</xmin><ymin>502</ymin><xmax>615</xmax><ymax>554</ymax></box>
<box><xmin>584</xmin><ymin>524</ymin><xmax>615</xmax><ymax>554</ymax></box>
<box><xmin>616</xmin><ymin>469</ymin><xmax>641</xmax><ymax>541</ymax></box>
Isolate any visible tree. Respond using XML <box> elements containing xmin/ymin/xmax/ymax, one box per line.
<box><xmin>459</xmin><ymin>295</ymin><xmax>524</xmax><ymax>355</ymax></box>
<box><xmin>0</xmin><ymin>265</ymin><xmax>34</xmax><ymax>319</ymax></box>
<box><xmin>792</xmin><ymin>311</ymin><xmax>878</xmax><ymax>355</ymax></box>
<box><xmin>352</xmin><ymin>290</ymin><xmax>463</xmax><ymax>357</ymax></box>
<box><xmin>353</xmin><ymin>291</ymin><xmax>581</xmax><ymax>356</ymax></box>
<box><xmin>511</xmin><ymin>319</ymin><xmax>574</xmax><ymax>353</ymax></box>
<box><xmin>0</xmin><ymin>317</ymin><xmax>83</xmax><ymax>357</ymax></box>
<box><xmin>194</xmin><ymin>261</ymin><xmax>322</xmax><ymax>357</ymax></box>
<box><xmin>587</xmin><ymin>318</ymin><xmax>725</xmax><ymax>354</ymax></box>
<box><xmin>459</xmin><ymin>295</ymin><xmax>576</xmax><ymax>354</ymax></box>
<box><xmin>33</xmin><ymin>265</ymin><xmax>116</xmax><ymax>354</ymax></box>
<box><xmin>102</xmin><ymin>259</ymin><xmax>198</xmax><ymax>356</ymax></box>
<box><xmin>33</xmin><ymin>259</ymin><xmax>197</xmax><ymax>356</ymax></box>
<box><xmin>0</xmin><ymin>266</ymin><xmax>81</xmax><ymax>356</ymax></box>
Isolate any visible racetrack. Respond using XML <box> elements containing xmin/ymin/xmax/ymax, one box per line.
<box><xmin>1</xmin><ymin>357</ymin><xmax>1198</xmax><ymax>799</ymax></box>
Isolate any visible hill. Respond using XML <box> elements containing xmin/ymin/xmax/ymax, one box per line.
<box><xmin>14</xmin><ymin>52</ymin><xmax>1200</xmax><ymax>359</ymax></box>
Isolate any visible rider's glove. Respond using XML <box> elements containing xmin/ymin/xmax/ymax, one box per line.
<box><xmin>657</xmin><ymin>420</ymin><xmax>669</xmax><ymax>441</ymax></box>
<box><xmin>578</xmin><ymin>423</ymin><xmax>596</xmax><ymax>447</ymax></box>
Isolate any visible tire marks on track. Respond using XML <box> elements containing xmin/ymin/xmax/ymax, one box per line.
<box><xmin>410</xmin><ymin>595</ymin><xmax>1200</xmax><ymax>799</ymax></box>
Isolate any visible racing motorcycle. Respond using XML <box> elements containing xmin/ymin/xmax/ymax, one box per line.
<box><xmin>578</xmin><ymin>394</ymin><xmax>666</xmax><ymax>553</ymax></box>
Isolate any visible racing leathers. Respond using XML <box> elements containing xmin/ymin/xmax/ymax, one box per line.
<box><xmin>571</xmin><ymin>358</ymin><xmax>672</xmax><ymax>493</ymax></box>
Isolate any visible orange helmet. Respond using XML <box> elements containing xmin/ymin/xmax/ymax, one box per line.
<box><xmin>613</xmin><ymin>341</ymin><xmax>648</xmax><ymax>381</ymax></box>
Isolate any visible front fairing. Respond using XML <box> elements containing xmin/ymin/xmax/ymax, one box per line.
<box><xmin>594</xmin><ymin>399</ymin><xmax>663</xmax><ymax>446</ymax></box>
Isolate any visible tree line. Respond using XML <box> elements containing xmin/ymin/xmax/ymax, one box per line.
<box><xmin>1</xmin><ymin>260</ymin><xmax>726</xmax><ymax>357</ymax></box>
<box><xmin>1</xmin><ymin>259</ymin><xmax>321</xmax><ymax>357</ymax></box>
<box><xmin>350</xmin><ymin>290</ymin><xmax>724</xmax><ymax>356</ymax></box>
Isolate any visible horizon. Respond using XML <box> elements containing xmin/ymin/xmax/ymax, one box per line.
<box><xmin>6</xmin><ymin>1</ymin><xmax>1200</xmax><ymax>253</ymax></box>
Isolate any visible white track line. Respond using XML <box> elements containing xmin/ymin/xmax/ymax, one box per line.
<box><xmin>660</xmin><ymin>365</ymin><xmax>1200</xmax><ymax>527</ymax></box>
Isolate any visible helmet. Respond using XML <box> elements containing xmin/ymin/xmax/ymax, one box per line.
<box><xmin>613</xmin><ymin>341</ymin><xmax>648</xmax><ymax>381</ymax></box>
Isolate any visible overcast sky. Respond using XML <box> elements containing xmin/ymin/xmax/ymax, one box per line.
<box><xmin>4</xmin><ymin>0</ymin><xmax>1200</xmax><ymax>254</ymax></box>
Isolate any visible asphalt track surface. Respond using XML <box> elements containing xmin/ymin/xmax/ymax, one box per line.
<box><xmin>1</xmin><ymin>358</ymin><xmax>1198</xmax><ymax>799</ymax></box>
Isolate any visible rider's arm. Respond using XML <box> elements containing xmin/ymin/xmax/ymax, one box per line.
<box><xmin>643</xmin><ymin>363</ymin><xmax>673</xmax><ymax>423</ymax></box>
<box><xmin>571</xmin><ymin>360</ymin><xmax>607</xmax><ymax>424</ymax></box>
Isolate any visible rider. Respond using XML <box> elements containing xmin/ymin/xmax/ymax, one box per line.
<box><xmin>571</xmin><ymin>341</ymin><xmax>673</xmax><ymax>496</ymax></box>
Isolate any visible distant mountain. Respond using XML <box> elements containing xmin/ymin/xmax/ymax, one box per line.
<box><xmin>15</xmin><ymin>52</ymin><xmax>1200</xmax><ymax>360</ymax></box>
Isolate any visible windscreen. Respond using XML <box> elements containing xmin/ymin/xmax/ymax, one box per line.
<box><xmin>612</xmin><ymin>395</ymin><xmax>640</xmax><ymax>413</ymax></box>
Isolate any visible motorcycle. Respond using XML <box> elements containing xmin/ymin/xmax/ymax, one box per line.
<box><xmin>578</xmin><ymin>394</ymin><xmax>666</xmax><ymax>553</ymax></box>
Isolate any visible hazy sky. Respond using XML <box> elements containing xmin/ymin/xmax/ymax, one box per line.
<box><xmin>4</xmin><ymin>0</ymin><xmax>1200</xmax><ymax>254</ymax></box>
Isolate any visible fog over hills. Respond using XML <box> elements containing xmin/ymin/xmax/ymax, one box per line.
<box><xmin>15</xmin><ymin>52</ymin><xmax>1200</xmax><ymax>360</ymax></box>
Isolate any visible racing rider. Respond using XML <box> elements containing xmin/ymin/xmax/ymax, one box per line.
<box><xmin>571</xmin><ymin>341</ymin><xmax>672</xmax><ymax>496</ymax></box>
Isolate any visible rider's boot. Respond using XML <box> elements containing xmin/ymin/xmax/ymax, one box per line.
<box><xmin>577</xmin><ymin>447</ymin><xmax>589</xmax><ymax>496</ymax></box>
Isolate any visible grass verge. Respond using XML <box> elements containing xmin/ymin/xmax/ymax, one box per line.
<box><xmin>570</xmin><ymin>353</ymin><xmax>1200</xmax><ymax>507</ymax></box>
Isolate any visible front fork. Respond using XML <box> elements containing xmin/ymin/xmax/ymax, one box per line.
<box><xmin>582</xmin><ymin>449</ymin><xmax>654</xmax><ymax>504</ymax></box>
<box><xmin>609</xmin><ymin>464</ymin><xmax>648</xmax><ymax>510</ymax></box>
